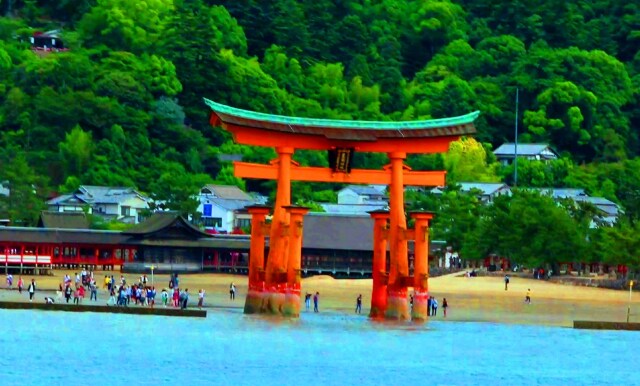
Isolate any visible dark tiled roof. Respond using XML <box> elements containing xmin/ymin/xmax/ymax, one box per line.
<box><xmin>303</xmin><ymin>213</ymin><xmax>373</xmax><ymax>251</ymax></box>
<box><xmin>123</xmin><ymin>212</ymin><xmax>211</xmax><ymax>237</ymax></box>
<box><xmin>0</xmin><ymin>227</ymin><xmax>127</xmax><ymax>244</ymax></box>
<box><xmin>38</xmin><ymin>211</ymin><xmax>90</xmax><ymax>229</ymax></box>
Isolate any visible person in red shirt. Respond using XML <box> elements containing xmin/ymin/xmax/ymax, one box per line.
<box><xmin>77</xmin><ymin>285</ymin><xmax>85</xmax><ymax>304</ymax></box>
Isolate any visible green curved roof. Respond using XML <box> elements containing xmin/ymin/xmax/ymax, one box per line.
<box><xmin>204</xmin><ymin>98</ymin><xmax>480</xmax><ymax>130</ymax></box>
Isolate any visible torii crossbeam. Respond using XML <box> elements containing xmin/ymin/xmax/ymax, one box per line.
<box><xmin>205</xmin><ymin>98</ymin><xmax>480</xmax><ymax>321</ymax></box>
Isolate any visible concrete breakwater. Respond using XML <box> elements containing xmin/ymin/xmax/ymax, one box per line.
<box><xmin>574</xmin><ymin>320</ymin><xmax>640</xmax><ymax>331</ymax></box>
<box><xmin>0</xmin><ymin>301</ymin><xmax>207</xmax><ymax>318</ymax></box>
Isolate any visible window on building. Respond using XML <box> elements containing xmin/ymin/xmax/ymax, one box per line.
<box><xmin>121</xmin><ymin>206</ymin><xmax>131</xmax><ymax>217</ymax></box>
<box><xmin>203</xmin><ymin>217</ymin><xmax>222</xmax><ymax>227</ymax></box>
<box><xmin>236</xmin><ymin>218</ymin><xmax>251</xmax><ymax>229</ymax></box>
<box><xmin>203</xmin><ymin>204</ymin><xmax>213</xmax><ymax>217</ymax></box>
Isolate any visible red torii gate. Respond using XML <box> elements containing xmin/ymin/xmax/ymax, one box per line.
<box><xmin>206</xmin><ymin>99</ymin><xmax>479</xmax><ymax>321</ymax></box>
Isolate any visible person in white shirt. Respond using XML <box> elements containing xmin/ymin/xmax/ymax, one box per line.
<box><xmin>198</xmin><ymin>289</ymin><xmax>205</xmax><ymax>309</ymax></box>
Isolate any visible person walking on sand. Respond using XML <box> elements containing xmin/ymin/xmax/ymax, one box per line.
<box><xmin>78</xmin><ymin>285</ymin><xmax>85</xmax><ymax>304</ymax></box>
<box><xmin>355</xmin><ymin>294</ymin><xmax>362</xmax><ymax>314</ymax></box>
<box><xmin>90</xmin><ymin>280</ymin><xmax>98</xmax><ymax>301</ymax></box>
<box><xmin>443</xmin><ymin>298</ymin><xmax>448</xmax><ymax>318</ymax></box>
<box><xmin>198</xmin><ymin>289</ymin><xmax>205</xmax><ymax>309</ymax></box>
<box><xmin>65</xmin><ymin>284</ymin><xmax>72</xmax><ymax>303</ymax></box>
<box><xmin>27</xmin><ymin>279</ymin><xmax>36</xmax><ymax>302</ymax></box>
<box><xmin>504</xmin><ymin>274</ymin><xmax>510</xmax><ymax>291</ymax></box>
<box><xmin>6</xmin><ymin>274</ymin><xmax>13</xmax><ymax>289</ymax></box>
<box><xmin>17</xmin><ymin>276</ymin><xmax>23</xmax><ymax>294</ymax></box>
<box><xmin>432</xmin><ymin>298</ymin><xmax>438</xmax><ymax>316</ymax></box>
<box><xmin>525</xmin><ymin>289</ymin><xmax>531</xmax><ymax>304</ymax></box>
<box><xmin>181</xmin><ymin>289</ymin><xmax>189</xmax><ymax>309</ymax></box>
<box><xmin>305</xmin><ymin>293</ymin><xmax>311</xmax><ymax>311</ymax></box>
<box><xmin>107</xmin><ymin>286</ymin><xmax>116</xmax><ymax>306</ymax></box>
<box><xmin>229</xmin><ymin>283</ymin><xmax>236</xmax><ymax>300</ymax></box>
<box><xmin>313</xmin><ymin>292</ymin><xmax>319</xmax><ymax>313</ymax></box>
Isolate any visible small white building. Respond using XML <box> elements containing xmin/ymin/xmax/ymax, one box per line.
<box><xmin>338</xmin><ymin>185</ymin><xmax>387</xmax><ymax>205</ymax></box>
<box><xmin>197</xmin><ymin>185</ymin><xmax>257</xmax><ymax>233</ymax></box>
<box><xmin>47</xmin><ymin>185</ymin><xmax>150</xmax><ymax>224</ymax></box>
<box><xmin>493</xmin><ymin>143</ymin><xmax>559</xmax><ymax>165</ymax></box>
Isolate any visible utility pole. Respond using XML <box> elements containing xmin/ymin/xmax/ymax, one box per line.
<box><xmin>628</xmin><ymin>280</ymin><xmax>634</xmax><ymax>323</ymax></box>
<box><xmin>514</xmin><ymin>88</ymin><xmax>519</xmax><ymax>187</ymax></box>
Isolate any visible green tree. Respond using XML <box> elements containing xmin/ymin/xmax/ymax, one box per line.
<box><xmin>0</xmin><ymin>152</ymin><xmax>47</xmax><ymax>225</ymax></box>
<box><xmin>78</xmin><ymin>0</ymin><xmax>173</xmax><ymax>53</ymax></box>
<box><xmin>444</xmin><ymin>137</ymin><xmax>499</xmax><ymax>183</ymax></box>
<box><xmin>59</xmin><ymin>125</ymin><xmax>94</xmax><ymax>177</ymax></box>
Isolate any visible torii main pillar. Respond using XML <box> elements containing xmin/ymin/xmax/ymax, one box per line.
<box><xmin>369</xmin><ymin>210</ymin><xmax>389</xmax><ymax>318</ymax></box>
<box><xmin>385</xmin><ymin>152</ymin><xmax>410</xmax><ymax>320</ymax></box>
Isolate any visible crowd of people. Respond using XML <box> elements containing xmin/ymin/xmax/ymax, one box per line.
<box><xmin>102</xmin><ymin>273</ymin><xmax>205</xmax><ymax>310</ymax></box>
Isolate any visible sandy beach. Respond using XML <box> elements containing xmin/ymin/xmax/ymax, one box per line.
<box><xmin>1</xmin><ymin>270</ymin><xmax>638</xmax><ymax>327</ymax></box>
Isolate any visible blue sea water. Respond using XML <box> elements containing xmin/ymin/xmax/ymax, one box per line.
<box><xmin>0</xmin><ymin>308</ymin><xmax>638</xmax><ymax>386</ymax></box>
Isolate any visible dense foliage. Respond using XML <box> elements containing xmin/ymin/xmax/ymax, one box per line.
<box><xmin>0</xmin><ymin>1</ymin><xmax>639</xmax><ymax>270</ymax></box>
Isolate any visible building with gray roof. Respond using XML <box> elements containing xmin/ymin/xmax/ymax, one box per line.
<box><xmin>47</xmin><ymin>185</ymin><xmax>150</xmax><ymax>224</ymax></box>
<box><xmin>494</xmin><ymin>143</ymin><xmax>559</xmax><ymax>165</ymax></box>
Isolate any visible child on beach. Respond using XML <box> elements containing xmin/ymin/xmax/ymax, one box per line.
<box><xmin>173</xmin><ymin>288</ymin><xmax>180</xmax><ymax>307</ymax></box>
<box><xmin>313</xmin><ymin>292</ymin><xmax>319</xmax><ymax>313</ymax></box>
<box><xmin>73</xmin><ymin>286</ymin><xmax>80</xmax><ymax>304</ymax></box>
<box><xmin>148</xmin><ymin>287</ymin><xmax>156</xmax><ymax>307</ymax></box>
<box><xmin>355</xmin><ymin>294</ymin><xmax>362</xmax><ymax>314</ymax></box>
<box><xmin>229</xmin><ymin>283</ymin><xmax>236</xmax><ymax>300</ymax></box>
<box><xmin>6</xmin><ymin>274</ymin><xmax>13</xmax><ymax>288</ymax></box>
<box><xmin>525</xmin><ymin>289</ymin><xmax>531</xmax><ymax>304</ymax></box>
<box><xmin>17</xmin><ymin>276</ymin><xmax>23</xmax><ymax>294</ymax></box>
<box><xmin>139</xmin><ymin>287</ymin><xmax>147</xmax><ymax>306</ymax></box>
<box><xmin>161</xmin><ymin>289</ymin><xmax>169</xmax><ymax>307</ymax></box>
<box><xmin>442</xmin><ymin>298</ymin><xmax>448</xmax><ymax>317</ymax></box>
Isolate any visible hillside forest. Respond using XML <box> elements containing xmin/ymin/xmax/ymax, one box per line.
<box><xmin>0</xmin><ymin>1</ymin><xmax>639</xmax><ymax>271</ymax></box>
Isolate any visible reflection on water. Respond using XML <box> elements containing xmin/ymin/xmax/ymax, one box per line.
<box><xmin>0</xmin><ymin>308</ymin><xmax>638</xmax><ymax>385</ymax></box>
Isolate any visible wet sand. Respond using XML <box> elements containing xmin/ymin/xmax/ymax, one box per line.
<box><xmin>1</xmin><ymin>270</ymin><xmax>637</xmax><ymax>326</ymax></box>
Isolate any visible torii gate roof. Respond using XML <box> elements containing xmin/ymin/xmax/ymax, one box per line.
<box><xmin>205</xmin><ymin>98</ymin><xmax>479</xmax><ymax>141</ymax></box>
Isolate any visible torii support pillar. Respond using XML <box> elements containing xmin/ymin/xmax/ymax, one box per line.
<box><xmin>410</xmin><ymin>211</ymin><xmax>434</xmax><ymax>322</ymax></box>
<box><xmin>282</xmin><ymin>205</ymin><xmax>310</xmax><ymax>317</ymax></box>
<box><xmin>265</xmin><ymin>147</ymin><xmax>293</xmax><ymax>315</ymax></box>
<box><xmin>369</xmin><ymin>210</ymin><xmax>389</xmax><ymax>319</ymax></box>
<box><xmin>244</xmin><ymin>205</ymin><xmax>271</xmax><ymax>314</ymax></box>
<box><xmin>386</xmin><ymin>151</ymin><xmax>411</xmax><ymax>320</ymax></box>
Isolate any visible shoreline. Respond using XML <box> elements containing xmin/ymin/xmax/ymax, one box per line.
<box><xmin>1</xmin><ymin>270</ymin><xmax>638</xmax><ymax>327</ymax></box>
